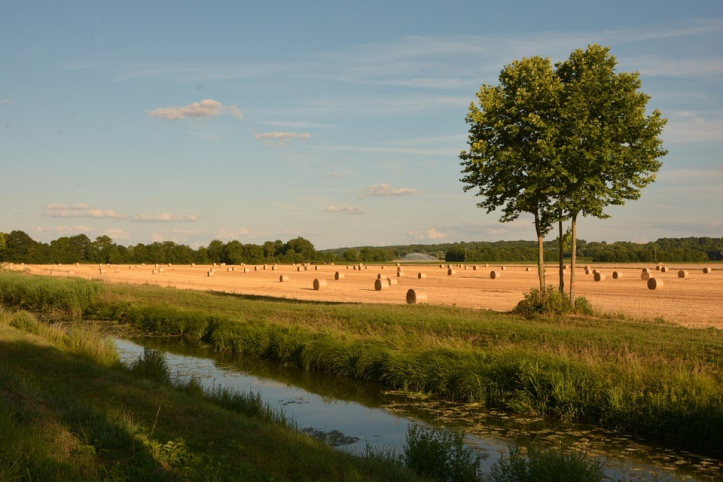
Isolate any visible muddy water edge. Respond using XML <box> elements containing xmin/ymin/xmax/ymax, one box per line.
<box><xmin>111</xmin><ymin>334</ymin><xmax>722</xmax><ymax>482</ymax></box>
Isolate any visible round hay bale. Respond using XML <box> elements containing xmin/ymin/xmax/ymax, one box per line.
<box><xmin>472</xmin><ymin>266</ymin><xmax>477</xmax><ymax>271</ymax></box>
<box><xmin>397</xmin><ymin>266</ymin><xmax>402</xmax><ymax>272</ymax></box>
<box><xmin>304</xmin><ymin>266</ymin><xmax>309</xmax><ymax>271</ymax></box>
<box><xmin>263</xmin><ymin>264</ymin><xmax>268</xmax><ymax>270</ymax></box>
<box><xmin>315</xmin><ymin>266</ymin><xmax>319</xmax><ymax>271</ymax></box>
<box><xmin>271</xmin><ymin>266</ymin><xmax>276</xmax><ymax>271</ymax></box>
<box><xmin>381</xmin><ymin>265</ymin><xmax>384</xmax><ymax>269</ymax></box>
<box><xmin>678</xmin><ymin>270</ymin><xmax>688</xmax><ymax>279</ymax></box>
<box><xmin>207</xmin><ymin>271</ymin><xmax>214</xmax><ymax>277</ymax></box>
<box><xmin>641</xmin><ymin>268</ymin><xmax>650</xmax><ymax>274</ymax></box>
<box><xmin>75</xmin><ymin>262</ymin><xmax>79</xmax><ymax>267</ymax></box>
<box><xmin>594</xmin><ymin>273</ymin><xmax>606</xmax><ymax>282</ymax></box>
<box><xmin>313</xmin><ymin>279</ymin><xmax>326</xmax><ymax>290</ymax></box>
<box><xmin>661</xmin><ymin>266</ymin><xmax>668</xmax><ymax>273</ymax></box>
<box><xmin>335</xmin><ymin>272</ymin><xmax>344</xmax><ymax>280</ymax></box>
<box><xmin>641</xmin><ymin>271</ymin><xmax>651</xmax><ymax>281</ymax></box>
<box><xmin>463</xmin><ymin>266</ymin><xmax>468</xmax><ymax>270</ymax></box>
<box><xmin>485</xmin><ymin>263</ymin><xmax>489</xmax><ymax>267</ymax></box>
<box><xmin>374</xmin><ymin>278</ymin><xmax>388</xmax><ymax>291</ymax></box>
<box><xmin>377</xmin><ymin>273</ymin><xmax>386</xmax><ymax>279</ymax></box>
<box><xmin>406</xmin><ymin>289</ymin><xmax>427</xmax><ymax>304</ymax></box>
<box><xmin>346</xmin><ymin>266</ymin><xmax>350</xmax><ymax>270</ymax></box>
<box><xmin>526</xmin><ymin>267</ymin><xmax>531</xmax><ymax>272</ymax></box>
<box><xmin>386</xmin><ymin>278</ymin><xmax>397</xmax><ymax>286</ymax></box>
<box><xmin>592</xmin><ymin>269</ymin><xmax>598</xmax><ymax>275</ymax></box>
<box><xmin>397</xmin><ymin>271</ymin><xmax>404</xmax><ymax>277</ymax></box>
<box><xmin>255</xmin><ymin>266</ymin><xmax>259</xmax><ymax>271</ymax></box>
<box><xmin>563</xmin><ymin>265</ymin><xmax>568</xmax><ymax>270</ymax></box>
<box><xmin>501</xmin><ymin>266</ymin><xmax>506</xmax><ymax>271</ymax></box>
<box><xmin>297</xmin><ymin>266</ymin><xmax>302</xmax><ymax>272</ymax></box>
<box><xmin>490</xmin><ymin>270</ymin><xmax>500</xmax><ymax>279</ymax></box>
<box><xmin>612</xmin><ymin>271</ymin><xmax>623</xmax><ymax>279</ymax></box>
<box><xmin>279</xmin><ymin>275</ymin><xmax>289</xmax><ymax>282</ymax></box>
<box><xmin>396</xmin><ymin>263</ymin><xmax>400</xmax><ymax>267</ymax></box>
<box><xmin>584</xmin><ymin>269</ymin><xmax>591</xmax><ymax>275</ymax></box>
<box><xmin>243</xmin><ymin>268</ymin><xmax>250</xmax><ymax>273</ymax></box>
<box><xmin>655</xmin><ymin>265</ymin><xmax>661</xmax><ymax>271</ymax></box>
<box><xmin>191</xmin><ymin>263</ymin><xmax>195</xmax><ymax>267</ymax></box>
<box><xmin>353</xmin><ymin>266</ymin><xmax>357</xmax><ymax>270</ymax></box>
<box><xmin>647</xmin><ymin>278</ymin><xmax>664</xmax><ymax>290</ymax></box>
<box><xmin>439</xmin><ymin>264</ymin><xmax>443</xmax><ymax>268</ymax></box>
<box><xmin>447</xmin><ymin>268</ymin><xmax>455</xmax><ymax>276</ymax></box>
<box><xmin>418</xmin><ymin>272</ymin><xmax>426</xmax><ymax>279</ymax></box>
<box><xmin>703</xmin><ymin>267</ymin><xmax>711</xmax><ymax>274</ymax></box>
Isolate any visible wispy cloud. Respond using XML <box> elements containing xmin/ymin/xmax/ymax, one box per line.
<box><xmin>131</xmin><ymin>213</ymin><xmax>198</xmax><ymax>222</ymax></box>
<box><xmin>0</xmin><ymin>98</ymin><xmax>10</xmax><ymax>104</ymax></box>
<box><xmin>315</xmin><ymin>145</ymin><xmax>456</xmax><ymax>156</ymax></box>
<box><xmin>642</xmin><ymin>220</ymin><xmax>723</xmax><ymax>235</ymax></box>
<box><xmin>408</xmin><ymin>228</ymin><xmax>447</xmax><ymax>240</ymax></box>
<box><xmin>35</xmin><ymin>225</ymin><xmax>94</xmax><ymax>235</ymax></box>
<box><xmin>151</xmin><ymin>228</ymin><xmax>197</xmax><ymax>244</ymax></box>
<box><xmin>217</xmin><ymin>226</ymin><xmax>268</xmax><ymax>240</ymax></box>
<box><xmin>330</xmin><ymin>172</ymin><xmax>344</xmax><ymax>178</ymax></box>
<box><xmin>149</xmin><ymin>99</ymin><xmax>243</xmax><ymax>120</ymax></box>
<box><xmin>258</xmin><ymin>120</ymin><xmax>333</xmax><ymax>129</ymax></box>
<box><xmin>663</xmin><ymin>111</ymin><xmax>723</xmax><ymax>143</ymax></box>
<box><xmin>360</xmin><ymin>183</ymin><xmax>419</xmax><ymax>198</ymax></box>
<box><xmin>254</xmin><ymin>131</ymin><xmax>311</xmax><ymax>147</ymax></box>
<box><xmin>104</xmin><ymin>228</ymin><xmax>129</xmax><ymax>240</ymax></box>
<box><xmin>43</xmin><ymin>204</ymin><xmax>124</xmax><ymax>219</ymax></box>
<box><xmin>325</xmin><ymin>205</ymin><xmax>367</xmax><ymax>215</ymax></box>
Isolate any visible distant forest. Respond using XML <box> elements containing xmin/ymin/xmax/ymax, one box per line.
<box><xmin>0</xmin><ymin>230</ymin><xmax>720</xmax><ymax>265</ymax></box>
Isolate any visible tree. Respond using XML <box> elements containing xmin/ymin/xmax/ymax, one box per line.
<box><xmin>556</xmin><ymin>45</ymin><xmax>667</xmax><ymax>301</ymax></box>
<box><xmin>460</xmin><ymin>56</ymin><xmax>563</xmax><ymax>291</ymax></box>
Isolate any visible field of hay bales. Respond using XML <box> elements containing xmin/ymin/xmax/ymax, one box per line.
<box><xmin>10</xmin><ymin>262</ymin><xmax>723</xmax><ymax>328</ymax></box>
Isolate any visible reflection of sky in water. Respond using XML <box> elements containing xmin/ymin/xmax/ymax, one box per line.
<box><xmin>114</xmin><ymin>338</ymin><xmax>721</xmax><ymax>481</ymax></box>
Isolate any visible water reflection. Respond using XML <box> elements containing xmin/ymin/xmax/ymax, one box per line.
<box><xmin>114</xmin><ymin>337</ymin><xmax>722</xmax><ymax>481</ymax></box>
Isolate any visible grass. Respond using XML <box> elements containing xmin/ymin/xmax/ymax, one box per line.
<box><xmin>484</xmin><ymin>446</ymin><xmax>604</xmax><ymax>482</ymax></box>
<box><xmin>0</xmin><ymin>310</ymin><xmax>427</xmax><ymax>481</ymax></box>
<box><xmin>1</xmin><ymin>270</ymin><xmax>722</xmax><ymax>459</ymax></box>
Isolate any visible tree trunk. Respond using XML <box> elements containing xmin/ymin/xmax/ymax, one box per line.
<box><xmin>569</xmin><ymin>214</ymin><xmax>577</xmax><ymax>303</ymax></box>
<box><xmin>558</xmin><ymin>218</ymin><xmax>565</xmax><ymax>294</ymax></box>
<box><xmin>534</xmin><ymin>211</ymin><xmax>545</xmax><ymax>291</ymax></box>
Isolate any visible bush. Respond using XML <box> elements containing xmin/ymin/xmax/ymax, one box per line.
<box><xmin>129</xmin><ymin>348</ymin><xmax>171</xmax><ymax>385</ymax></box>
<box><xmin>485</xmin><ymin>445</ymin><xmax>603</xmax><ymax>482</ymax></box>
<box><xmin>403</xmin><ymin>425</ymin><xmax>481</xmax><ymax>482</ymax></box>
<box><xmin>513</xmin><ymin>286</ymin><xmax>593</xmax><ymax>317</ymax></box>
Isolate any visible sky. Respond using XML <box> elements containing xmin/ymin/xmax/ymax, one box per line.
<box><xmin>1</xmin><ymin>1</ymin><xmax>721</xmax><ymax>250</ymax></box>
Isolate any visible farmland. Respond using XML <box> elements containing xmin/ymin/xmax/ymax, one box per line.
<box><xmin>7</xmin><ymin>261</ymin><xmax>721</xmax><ymax>328</ymax></box>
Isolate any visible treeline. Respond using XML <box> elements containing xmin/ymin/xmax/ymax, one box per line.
<box><xmin>0</xmin><ymin>230</ymin><xmax>330</xmax><ymax>265</ymax></box>
<box><xmin>0</xmin><ymin>230</ymin><xmax>720</xmax><ymax>265</ymax></box>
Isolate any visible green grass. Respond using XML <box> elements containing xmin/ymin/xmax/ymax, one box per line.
<box><xmin>0</xmin><ymin>312</ymin><xmax>427</xmax><ymax>481</ymax></box>
<box><xmin>1</xmin><ymin>270</ymin><xmax>722</xmax><ymax>459</ymax></box>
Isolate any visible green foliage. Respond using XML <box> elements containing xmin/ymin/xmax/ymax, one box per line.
<box><xmin>129</xmin><ymin>348</ymin><xmax>172</xmax><ymax>385</ymax></box>
<box><xmin>403</xmin><ymin>425</ymin><xmax>481</xmax><ymax>481</ymax></box>
<box><xmin>485</xmin><ymin>446</ymin><xmax>604</xmax><ymax>482</ymax></box>
<box><xmin>513</xmin><ymin>286</ymin><xmax>594</xmax><ymax>317</ymax></box>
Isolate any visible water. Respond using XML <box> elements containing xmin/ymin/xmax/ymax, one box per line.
<box><xmin>114</xmin><ymin>336</ymin><xmax>722</xmax><ymax>481</ymax></box>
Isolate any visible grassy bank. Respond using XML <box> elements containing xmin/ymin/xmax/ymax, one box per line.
<box><xmin>0</xmin><ymin>309</ymin><xmax>426</xmax><ymax>481</ymax></box>
<box><xmin>1</xmin><ymin>271</ymin><xmax>722</xmax><ymax>459</ymax></box>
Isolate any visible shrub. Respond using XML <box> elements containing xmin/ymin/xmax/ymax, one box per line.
<box><xmin>129</xmin><ymin>348</ymin><xmax>171</xmax><ymax>385</ymax></box>
<box><xmin>485</xmin><ymin>445</ymin><xmax>604</xmax><ymax>482</ymax></box>
<box><xmin>513</xmin><ymin>286</ymin><xmax>593</xmax><ymax>317</ymax></box>
<box><xmin>403</xmin><ymin>424</ymin><xmax>481</xmax><ymax>482</ymax></box>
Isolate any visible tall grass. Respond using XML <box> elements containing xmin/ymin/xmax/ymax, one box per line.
<box><xmin>2</xmin><ymin>272</ymin><xmax>723</xmax><ymax>457</ymax></box>
<box><xmin>484</xmin><ymin>446</ymin><xmax>604</xmax><ymax>482</ymax></box>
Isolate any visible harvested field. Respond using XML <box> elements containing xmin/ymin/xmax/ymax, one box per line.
<box><xmin>9</xmin><ymin>263</ymin><xmax>723</xmax><ymax>328</ymax></box>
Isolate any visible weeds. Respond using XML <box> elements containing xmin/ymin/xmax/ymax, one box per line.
<box><xmin>485</xmin><ymin>445</ymin><xmax>604</xmax><ymax>482</ymax></box>
<box><xmin>403</xmin><ymin>424</ymin><xmax>482</xmax><ymax>481</ymax></box>
<box><xmin>514</xmin><ymin>286</ymin><xmax>594</xmax><ymax>317</ymax></box>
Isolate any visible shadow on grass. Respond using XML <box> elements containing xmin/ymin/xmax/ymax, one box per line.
<box><xmin>207</xmin><ymin>289</ymin><xmax>360</xmax><ymax>306</ymax></box>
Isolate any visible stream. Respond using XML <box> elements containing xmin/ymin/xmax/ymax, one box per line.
<box><xmin>114</xmin><ymin>336</ymin><xmax>721</xmax><ymax>481</ymax></box>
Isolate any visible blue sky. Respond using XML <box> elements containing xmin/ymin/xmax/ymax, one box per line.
<box><xmin>1</xmin><ymin>1</ymin><xmax>721</xmax><ymax>249</ymax></box>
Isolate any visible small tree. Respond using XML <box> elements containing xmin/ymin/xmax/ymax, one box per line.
<box><xmin>556</xmin><ymin>45</ymin><xmax>667</xmax><ymax>301</ymax></box>
<box><xmin>460</xmin><ymin>56</ymin><xmax>563</xmax><ymax>291</ymax></box>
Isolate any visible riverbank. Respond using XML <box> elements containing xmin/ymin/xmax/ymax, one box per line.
<box><xmin>1</xmin><ymin>271</ymin><xmax>722</xmax><ymax>460</ymax></box>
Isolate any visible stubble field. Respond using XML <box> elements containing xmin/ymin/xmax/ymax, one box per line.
<box><xmin>12</xmin><ymin>262</ymin><xmax>723</xmax><ymax>328</ymax></box>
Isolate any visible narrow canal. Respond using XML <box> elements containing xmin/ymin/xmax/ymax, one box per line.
<box><xmin>115</xmin><ymin>336</ymin><xmax>721</xmax><ymax>481</ymax></box>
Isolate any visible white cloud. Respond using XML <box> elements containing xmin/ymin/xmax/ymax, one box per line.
<box><xmin>43</xmin><ymin>204</ymin><xmax>124</xmax><ymax>219</ymax></box>
<box><xmin>361</xmin><ymin>183</ymin><xmax>419</xmax><ymax>198</ymax></box>
<box><xmin>643</xmin><ymin>220</ymin><xmax>723</xmax><ymax>235</ymax></box>
<box><xmin>253</xmin><ymin>131</ymin><xmax>311</xmax><ymax>140</ymax></box>
<box><xmin>663</xmin><ymin>111</ymin><xmax>723</xmax><ymax>143</ymax></box>
<box><xmin>131</xmin><ymin>213</ymin><xmax>198</xmax><ymax>222</ymax></box>
<box><xmin>35</xmin><ymin>225</ymin><xmax>94</xmax><ymax>235</ymax></box>
<box><xmin>149</xmin><ymin>99</ymin><xmax>243</xmax><ymax>120</ymax></box>
<box><xmin>217</xmin><ymin>226</ymin><xmax>268</xmax><ymax>240</ymax></box>
<box><xmin>315</xmin><ymin>145</ymin><xmax>456</xmax><ymax>156</ymax></box>
<box><xmin>258</xmin><ymin>120</ymin><xmax>334</xmax><ymax>128</ymax></box>
<box><xmin>330</xmin><ymin>172</ymin><xmax>344</xmax><ymax>178</ymax></box>
<box><xmin>104</xmin><ymin>228</ymin><xmax>129</xmax><ymax>240</ymax></box>
<box><xmin>325</xmin><ymin>205</ymin><xmax>367</xmax><ymax>215</ymax></box>
<box><xmin>1</xmin><ymin>99</ymin><xmax>10</xmax><ymax>104</ymax></box>
<box><xmin>151</xmin><ymin>228</ymin><xmax>196</xmax><ymax>244</ymax></box>
<box><xmin>409</xmin><ymin>228</ymin><xmax>447</xmax><ymax>240</ymax></box>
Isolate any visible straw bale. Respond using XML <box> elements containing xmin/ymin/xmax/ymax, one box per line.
<box><xmin>472</xmin><ymin>266</ymin><xmax>477</xmax><ymax>270</ymax></box>
<box><xmin>447</xmin><ymin>268</ymin><xmax>455</xmax><ymax>276</ymax></box>
<box><xmin>315</xmin><ymin>266</ymin><xmax>319</xmax><ymax>271</ymax></box>
<box><xmin>279</xmin><ymin>275</ymin><xmax>289</xmax><ymax>282</ymax></box>
<box><xmin>418</xmin><ymin>273</ymin><xmax>426</xmax><ymax>279</ymax></box>
<box><xmin>207</xmin><ymin>271</ymin><xmax>214</xmax><ymax>277</ymax></box>
<box><xmin>297</xmin><ymin>266</ymin><xmax>302</xmax><ymax>272</ymax></box>
<box><xmin>313</xmin><ymin>279</ymin><xmax>327</xmax><ymax>290</ymax></box>
<box><xmin>647</xmin><ymin>278</ymin><xmax>663</xmax><ymax>290</ymax></box>
<box><xmin>397</xmin><ymin>271</ymin><xmax>404</xmax><ymax>277</ymax></box>
<box><xmin>703</xmin><ymin>267</ymin><xmax>711</xmax><ymax>274</ymax></box>
<box><xmin>526</xmin><ymin>267</ymin><xmax>531</xmax><ymax>272</ymax></box>
<box><xmin>335</xmin><ymin>272</ymin><xmax>344</xmax><ymax>280</ymax></box>
<box><xmin>661</xmin><ymin>267</ymin><xmax>668</xmax><ymax>273</ymax></box>
<box><xmin>501</xmin><ymin>266</ymin><xmax>506</xmax><ymax>270</ymax></box>
<box><xmin>641</xmin><ymin>271</ymin><xmax>651</xmax><ymax>281</ymax></box>
<box><xmin>594</xmin><ymin>273</ymin><xmax>606</xmax><ymax>282</ymax></box>
<box><xmin>406</xmin><ymin>289</ymin><xmax>427</xmax><ymax>304</ymax></box>
<box><xmin>612</xmin><ymin>271</ymin><xmax>622</xmax><ymax>279</ymax></box>
<box><xmin>374</xmin><ymin>278</ymin><xmax>388</xmax><ymax>291</ymax></box>
<box><xmin>678</xmin><ymin>270</ymin><xmax>688</xmax><ymax>279</ymax></box>
<box><xmin>272</xmin><ymin>266</ymin><xmax>276</xmax><ymax>271</ymax></box>
<box><xmin>490</xmin><ymin>271</ymin><xmax>500</xmax><ymax>279</ymax></box>
<box><xmin>387</xmin><ymin>278</ymin><xmax>398</xmax><ymax>286</ymax></box>
<box><xmin>377</xmin><ymin>274</ymin><xmax>386</xmax><ymax>279</ymax></box>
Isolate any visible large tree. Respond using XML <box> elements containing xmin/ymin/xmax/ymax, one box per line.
<box><xmin>556</xmin><ymin>45</ymin><xmax>667</xmax><ymax>301</ymax></box>
<box><xmin>460</xmin><ymin>56</ymin><xmax>563</xmax><ymax>290</ymax></box>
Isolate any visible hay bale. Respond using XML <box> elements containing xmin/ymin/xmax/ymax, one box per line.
<box><xmin>472</xmin><ymin>266</ymin><xmax>477</xmax><ymax>271</ymax></box>
<box><xmin>221</xmin><ymin>263</ymin><xmax>226</xmax><ymax>267</ymax></box>
<box><xmin>678</xmin><ymin>270</ymin><xmax>688</xmax><ymax>279</ymax></box>
<box><xmin>406</xmin><ymin>289</ymin><xmax>427</xmax><ymax>304</ymax></box>
<box><xmin>68</xmin><ymin>270</ymin><xmax>74</xmax><ymax>275</ymax></box>
<box><xmin>315</xmin><ymin>266</ymin><xmax>319</xmax><ymax>271</ymax></box>
<box><xmin>387</xmin><ymin>278</ymin><xmax>398</xmax><ymax>286</ymax></box>
<box><xmin>526</xmin><ymin>267</ymin><xmax>531</xmax><ymax>272</ymax></box>
<box><xmin>592</xmin><ymin>269</ymin><xmax>598</xmax><ymax>275</ymax></box>
<box><xmin>584</xmin><ymin>269</ymin><xmax>591</xmax><ymax>275</ymax></box>
<box><xmin>75</xmin><ymin>262</ymin><xmax>79</xmax><ymax>267</ymax></box>
<box><xmin>304</xmin><ymin>266</ymin><xmax>309</xmax><ymax>271</ymax></box>
<box><xmin>501</xmin><ymin>266</ymin><xmax>506</xmax><ymax>271</ymax></box>
<box><xmin>192</xmin><ymin>263</ymin><xmax>195</xmax><ymax>266</ymax></box>
<box><xmin>642</xmin><ymin>268</ymin><xmax>650</xmax><ymax>274</ymax></box>
<box><xmin>313</xmin><ymin>279</ymin><xmax>327</xmax><ymax>290</ymax></box>
<box><xmin>594</xmin><ymin>273</ymin><xmax>605</xmax><ymax>282</ymax></box>
<box><xmin>335</xmin><ymin>272</ymin><xmax>344</xmax><ymax>280</ymax></box>
<box><xmin>418</xmin><ymin>273</ymin><xmax>426</xmax><ymax>279</ymax></box>
<box><xmin>381</xmin><ymin>265</ymin><xmax>384</xmax><ymax>269</ymax></box>
<box><xmin>647</xmin><ymin>278</ymin><xmax>663</xmax><ymax>290</ymax></box>
<box><xmin>439</xmin><ymin>264</ymin><xmax>443</xmax><ymax>268</ymax></box>
<box><xmin>397</xmin><ymin>266</ymin><xmax>402</xmax><ymax>272</ymax></box>
<box><xmin>563</xmin><ymin>265</ymin><xmax>568</xmax><ymax>270</ymax></box>
<box><xmin>297</xmin><ymin>266</ymin><xmax>302</xmax><ymax>272</ymax></box>
<box><xmin>99</xmin><ymin>269</ymin><xmax>105</xmax><ymax>274</ymax></box>
<box><xmin>661</xmin><ymin>266</ymin><xmax>668</xmax><ymax>273</ymax></box>
<box><xmin>656</xmin><ymin>265</ymin><xmax>661</xmax><ymax>271</ymax></box>
<box><xmin>374</xmin><ymin>278</ymin><xmax>388</xmax><ymax>291</ymax></box>
<box><xmin>377</xmin><ymin>274</ymin><xmax>386</xmax><ymax>279</ymax></box>
<box><xmin>114</xmin><ymin>268</ymin><xmax>120</xmax><ymax>273</ymax></box>
<box><xmin>612</xmin><ymin>271</ymin><xmax>623</xmax><ymax>279</ymax></box>
<box><xmin>641</xmin><ymin>271</ymin><xmax>651</xmax><ymax>281</ymax></box>
<box><xmin>207</xmin><ymin>271</ymin><xmax>214</xmax><ymax>277</ymax></box>
<box><xmin>447</xmin><ymin>268</ymin><xmax>455</xmax><ymax>276</ymax></box>
<box><xmin>485</xmin><ymin>264</ymin><xmax>489</xmax><ymax>267</ymax></box>
<box><xmin>397</xmin><ymin>271</ymin><xmax>404</xmax><ymax>277</ymax></box>
<box><xmin>279</xmin><ymin>275</ymin><xmax>289</xmax><ymax>282</ymax></box>
<box><xmin>464</xmin><ymin>266</ymin><xmax>468</xmax><ymax>270</ymax></box>
<box><xmin>243</xmin><ymin>268</ymin><xmax>250</xmax><ymax>273</ymax></box>
<box><xmin>703</xmin><ymin>267</ymin><xmax>711</xmax><ymax>274</ymax></box>
<box><xmin>271</xmin><ymin>266</ymin><xmax>276</xmax><ymax>271</ymax></box>
<box><xmin>227</xmin><ymin>267</ymin><xmax>232</xmax><ymax>272</ymax></box>
<box><xmin>490</xmin><ymin>270</ymin><xmax>500</xmax><ymax>279</ymax></box>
